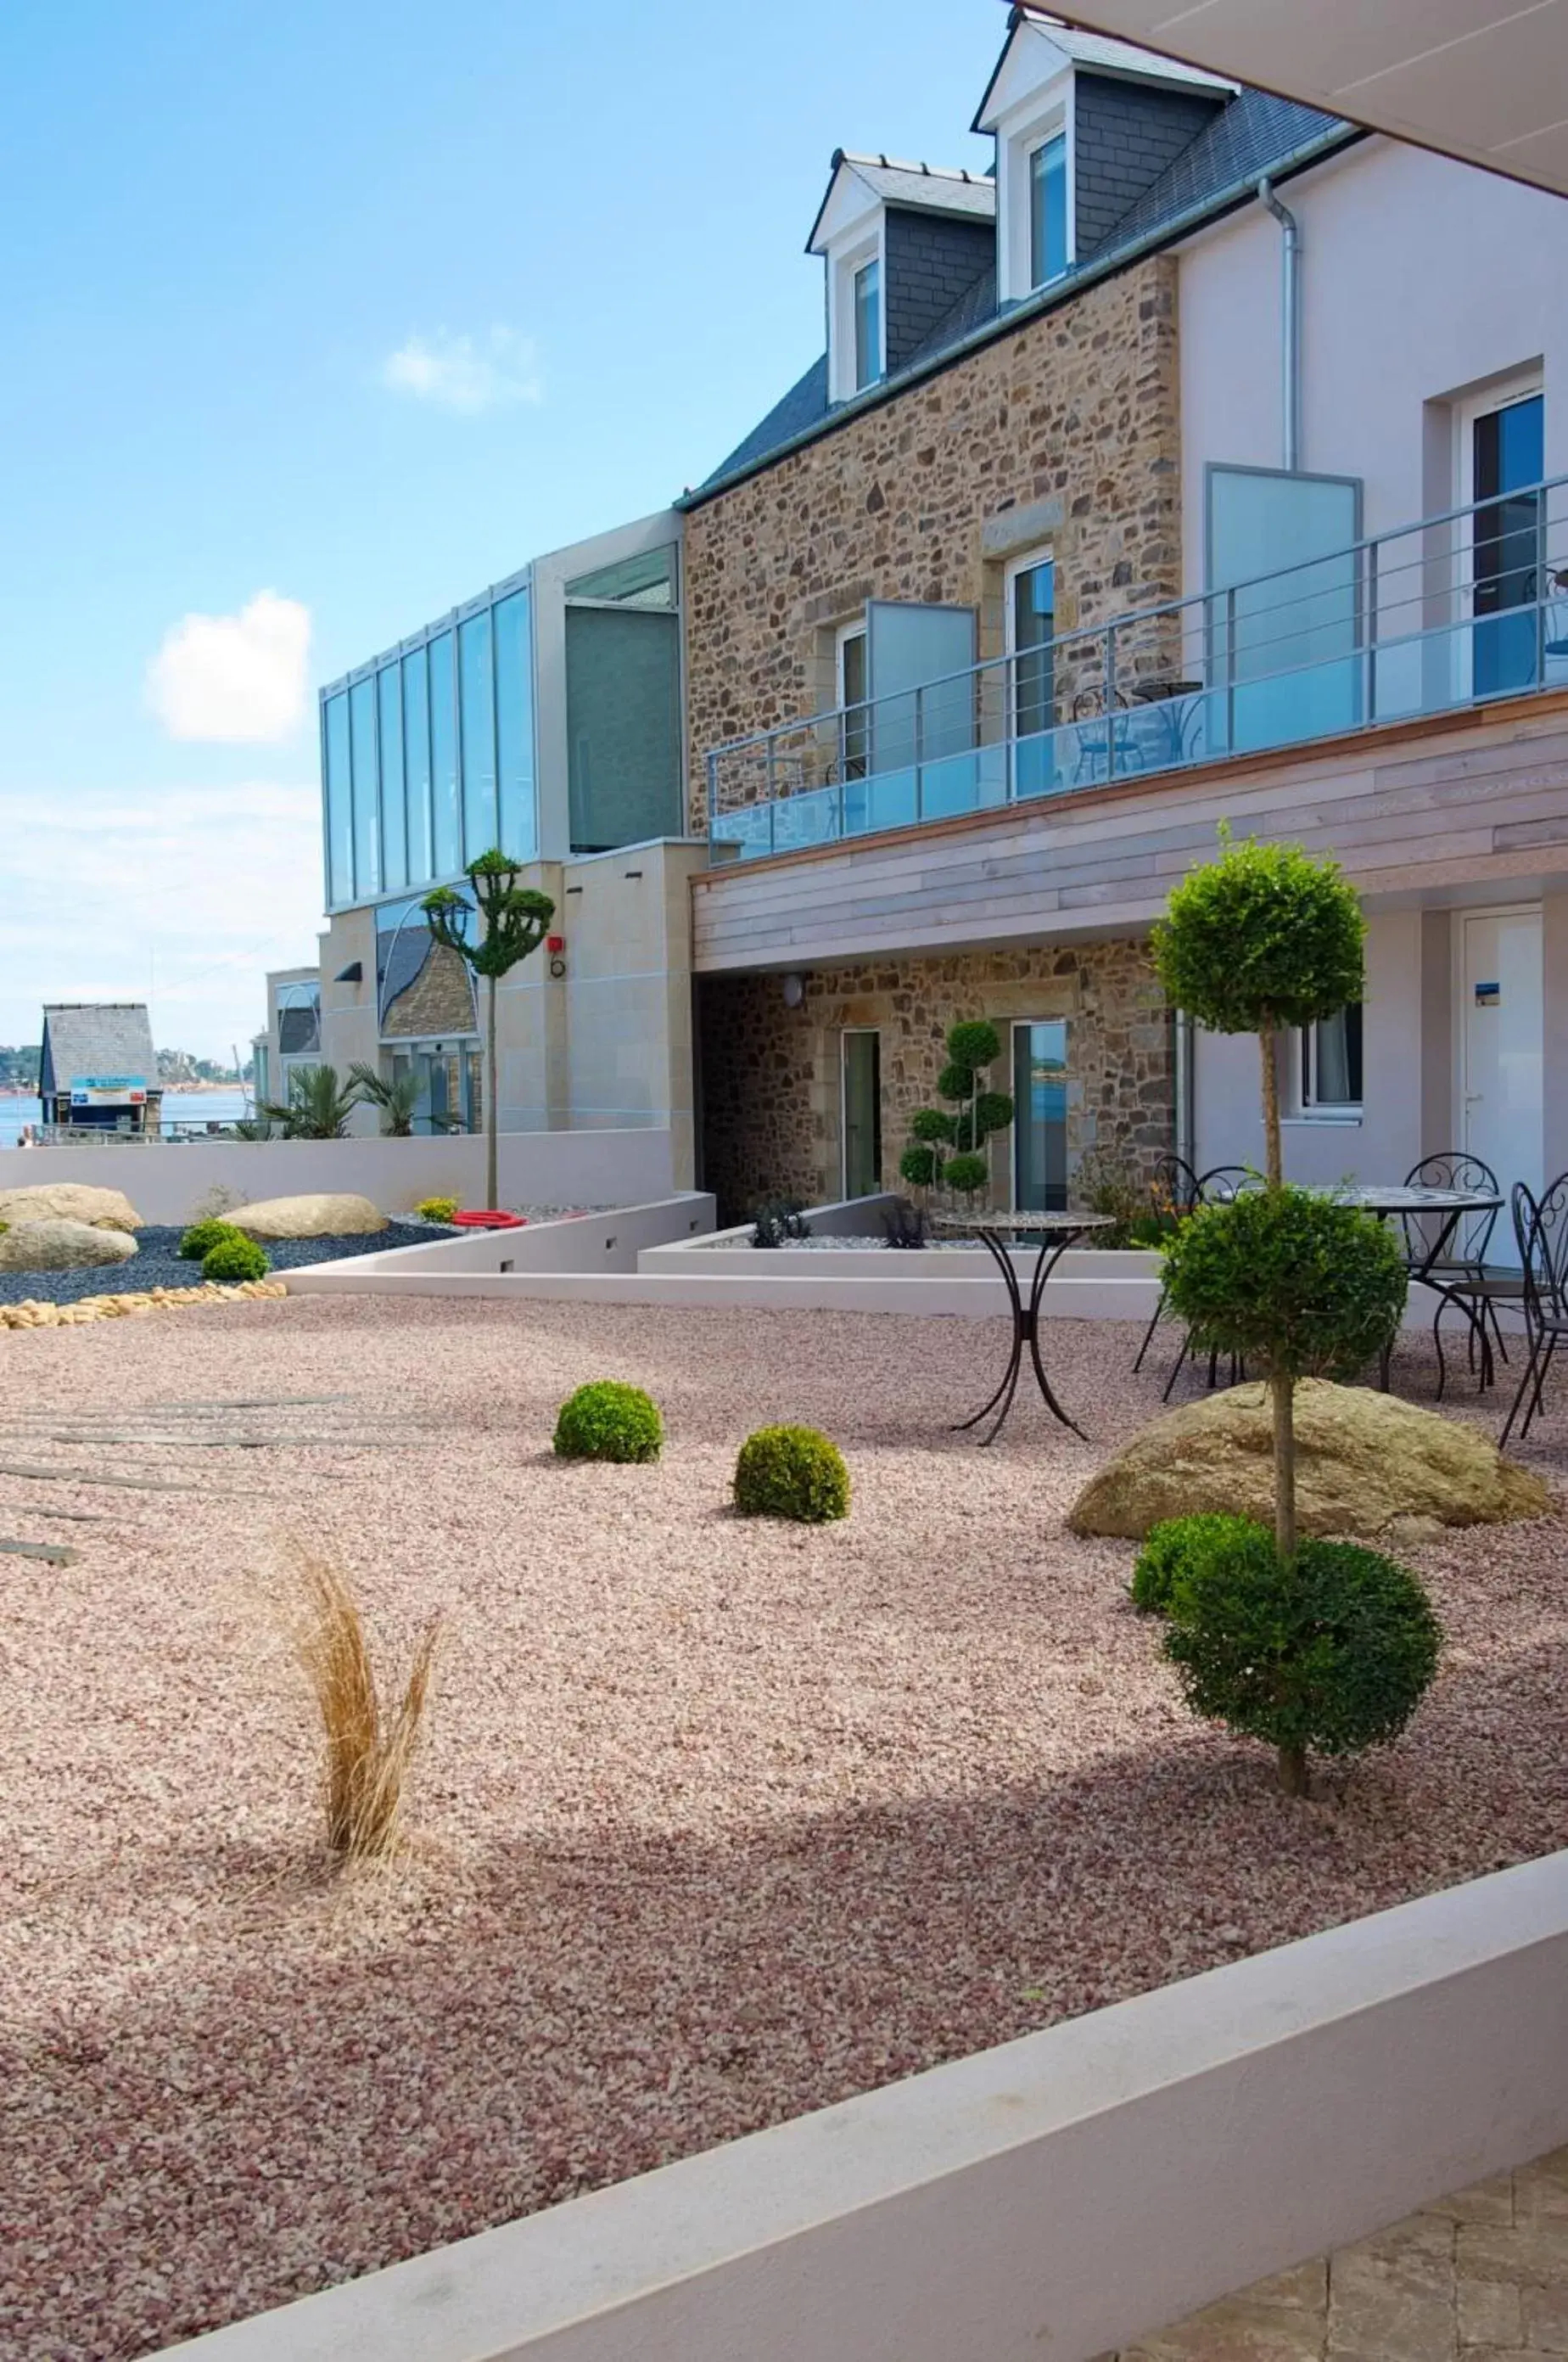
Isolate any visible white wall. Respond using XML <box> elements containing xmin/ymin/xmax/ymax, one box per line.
<box><xmin>1178</xmin><ymin>136</ymin><xmax>1568</xmax><ymax>586</ymax></box>
<box><xmin>160</xmin><ymin>1851</ymin><xmax>1568</xmax><ymax>2362</ymax></box>
<box><xmin>0</xmin><ymin>1130</ymin><xmax>677</xmax><ymax>1228</ymax></box>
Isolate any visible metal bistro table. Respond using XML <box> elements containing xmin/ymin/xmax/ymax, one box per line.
<box><xmin>932</xmin><ymin>1209</ymin><xmax>1117</xmax><ymax>1445</ymax></box>
<box><xmin>1336</xmin><ymin>1183</ymin><xmax>1504</xmax><ymax>1392</ymax></box>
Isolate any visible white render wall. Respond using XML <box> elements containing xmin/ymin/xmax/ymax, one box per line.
<box><xmin>1177</xmin><ymin>135</ymin><xmax>1568</xmax><ymax>578</ymax></box>
<box><xmin>0</xmin><ymin>1129</ymin><xmax>678</xmax><ymax>1229</ymax></box>
<box><xmin>160</xmin><ymin>1851</ymin><xmax>1568</xmax><ymax>2362</ymax></box>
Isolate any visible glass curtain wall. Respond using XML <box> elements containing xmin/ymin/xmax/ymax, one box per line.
<box><xmin>320</xmin><ymin>575</ymin><xmax>535</xmax><ymax>911</ymax></box>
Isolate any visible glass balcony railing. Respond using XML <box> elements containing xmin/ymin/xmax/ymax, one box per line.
<box><xmin>706</xmin><ymin>475</ymin><xmax>1568</xmax><ymax>860</ymax></box>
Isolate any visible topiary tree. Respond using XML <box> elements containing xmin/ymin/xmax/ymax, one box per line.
<box><xmin>423</xmin><ymin>851</ymin><xmax>555</xmax><ymax>1213</ymax></box>
<box><xmin>1152</xmin><ymin>828</ymin><xmax>1370</xmax><ymax>1562</ymax></box>
<box><xmin>1152</xmin><ymin>825</ymin><xmax>1364</xmax><ymax>1191</ymax></box>
<box><xmin>899</xmin><ymin>1019</ymin><xmax>1013</xmax><ymax>1204</ymax></box>
<box><xmin>1130</xmin><ymin>1512</ymin><xmax>1268</xmax><ymax>1617</ymax></box>
<box><xmin>1162</xmin><ymin>1529</ymin><xmax>1442</xmax><ymax>1796</ymax></box>
<box><xmin>734</xmin><ymin>1425</ymin><xmax>850</xmax><ymax>1523</ymax></box>
<box><xmin>553</xmin><ymin>1380</ymin><xmax>664</xmax><ymax>1464</ymax></box>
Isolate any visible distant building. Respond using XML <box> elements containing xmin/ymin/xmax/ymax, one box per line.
<box><xmin>38</xmin><ymin>1003</ymin><xmax>162</xmax><ymax>1137</ymax></box>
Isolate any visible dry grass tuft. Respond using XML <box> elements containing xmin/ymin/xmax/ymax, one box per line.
<box><xmin>287</xmin><ymin>1553</ymin><xmax>441</xmax><ymax>1860</ymax></box>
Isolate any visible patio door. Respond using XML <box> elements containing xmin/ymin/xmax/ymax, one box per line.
<box><xmin>1460</xmin><ymin>908</ymin><xmax>1543</xmax><ymax>1255</ymax></box>
<box><xmin>841</xmin><ymin>1030</ymin><xmax>882</xmax><ymax>1200</ymax></box>
<box><xmin>1470</xmin><ymin>391</ymin><xmax>1544</xmax><ymax>698</ymax></box>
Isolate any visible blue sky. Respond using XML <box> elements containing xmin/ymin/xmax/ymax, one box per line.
<box><xmin>0</xmin><ymin>0</ymin><xmax>1005</xmax><ymax>1058</ymax></box>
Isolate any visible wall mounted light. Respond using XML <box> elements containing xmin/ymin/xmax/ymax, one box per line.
<box><xmin>782</xmin><ymin>973</ymin><xmax>805</xmax><ymax>1008</ymax></box>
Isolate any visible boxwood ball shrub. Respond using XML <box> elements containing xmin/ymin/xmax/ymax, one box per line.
<box><xmin>416</xmin><ymin>1195</ymin><xmax>460</xmax><ymax>1224</ymax></box>
<box><xmin>202</xmin><ymin>1234</ymin><xmax>271</xmax><ymax>1283</ymax></box>
<box><xmin>1162</xmin><ymin>1528</ymin><xmax>1442</xmax><ymax>1794</ymax></box>
<box><xmin>1162</xmin><ymin>1187</ymin><xmax>1408</xmax><ymax>1384</ymax></box>
<box><xmin>553</xmin><ymin>1379</ymin><xmax>664</xmax><ymax>1464</ymax></box>
<box><xmin>179</xmin><ymin>1216</ymin><xmax>244</xmax><ymax>1261</ymax></box>
<box><xmin>734</xmin><ymin>1425</ymin><xmax>850</xmax><ymax>1523</ymax></box>
<box><xmin>1130</xmin><ymin>1512</ymin><xmax>1268</xmax><ymax>1616</ymax></box>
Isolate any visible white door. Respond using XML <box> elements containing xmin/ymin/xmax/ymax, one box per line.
<box><xmin>1461</xmin><ymin>909</ymin><xmax>1543</xmax><ymax>1254</ymax></box>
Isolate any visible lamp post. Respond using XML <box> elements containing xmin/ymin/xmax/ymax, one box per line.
<box><xmin>423</xmin><ymin>850</ymin><xmax>554</xmax><ymax>1212</ymax></box>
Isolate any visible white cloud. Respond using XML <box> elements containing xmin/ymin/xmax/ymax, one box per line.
<box><xmin>0</xmin><ymin>780</ymin><xmax>323</xmax><ymax>1062</ymax></box>
<box><xmin>147</xmin><ymin>590</ymin><xmax>311</xmax><ymax>743</ymax></box>
<box><xmin>380</xmin><ymin>325</ymin><xmax>543</xmax><ymax>414</ymax></box>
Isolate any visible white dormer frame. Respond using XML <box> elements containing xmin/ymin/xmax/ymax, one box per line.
<box><xmin>976</xmin><ymin>20</ymin><xmax>1078</xmax><ymax>306</ymax></box>
<box><xmin>810</xmin><ymin>166</ymin><xmax>888</xmax><ymax>404</ymax></box>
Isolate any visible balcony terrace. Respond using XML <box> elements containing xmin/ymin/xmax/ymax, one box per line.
<box><xmin>705</xmin><ymin>476</ymin><xmax>1568</xmax><ymax>867</ymax></box>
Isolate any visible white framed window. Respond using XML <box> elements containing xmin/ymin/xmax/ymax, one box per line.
<box><xmin>828</xmin><ymin>230</ymin><xmax>885</xmax><ymax>403</ymax></box>
<box><xmin>1028</xmin><ymin>131</ymin><xmax>1068</xmax><ymax>289</ymax></box>
<box><xmin>853</xmin><ymin>257</ymin><xmax>882</xmax><ymax>390</ymax></box>
<box><xmin>836</xmin><ymin>619</ymin><xmax>868</xmax><ymax>779</ymax></box>
<box><xmin>1297</xmin><ymin>1004</ymin><xmax>1363</xmax><ymax>1114</ymax></box>
<box><xmin>1012</xmin><ymin>1018</ymin><xmax>1068</xmax><ymax>1209</ymax></box>
<box><xmin>995</xmin><ymin>95</ymin><xmax>1072</xmax><ymax>304</ymax></box>
<box><xmin>841</xmin><ymin>1029</ymin><xmax>882</xmax><ymax>1199</ymax></box>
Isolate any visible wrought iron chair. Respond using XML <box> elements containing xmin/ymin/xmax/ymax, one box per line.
<box><xmin>1398</xmin><ymin>1151</ymin><xmax>1520</xmax><ymax>1396</ymax></box>
<box><xmin>1157</xmin><ymin>1164</ymin><xmax>1261</xmax><ymax>1401</ymax></box>
<box><xmin>1131</xmin><ymin>1153</ymin><xmax>1201</xmax><ymax>1373</ymax></box>
<box><xmin>1500</xmin><ymin>1175</ymin><xmax>1568</xmax><ymax>1445</ymax></box>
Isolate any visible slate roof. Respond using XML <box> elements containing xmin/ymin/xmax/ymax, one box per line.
<box><xmin>38</xmin><ymin>1003</ymin><xmax>157</xmax><ymax>1095</ymax></box>
<box><xmin>829</xmin><ymin>155</ymin><xmax>995</xmax><ymax>223</ymax></box>
<box><xmin>1109</xmin><ymin>87</ymin><xmax>1341</xmax><ymax>246</ymax></box>
<box><xmin>693</xmin><ymin>75</ymin><xmax>1351</xmax><ymax>501</ymax></box>
<box><xmin>1020</xmin><ymin>19</ymin><xmax>1234</xmax><ymax>93</ymax></box>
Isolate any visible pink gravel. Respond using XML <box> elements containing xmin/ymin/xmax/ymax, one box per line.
<box><xmin>3</xmin><ymin>1295</ymin><xmax>1566</xmax><ymax>2359</ymax></box>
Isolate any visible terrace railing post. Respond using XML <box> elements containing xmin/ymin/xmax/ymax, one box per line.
<box><xmin>1225</xmin><ymin>586</ymin><xmax>1238</xmax><ymax>754</ymax></box>
<box><xmin>1537</xmin><ymin>488</ymin><xmax>1550</xmax><ymax>688</ymax></box>
<box><xmin>1366</xmin><ymin>538</ymin><xmax>1379</xmax><ymax>725</ymax></box>
<box><xmin>915</xmin><ymin>681</ymin><xmax>924</xmax><ymax>823</ymax></box>
<box><xmin>706</xmin><ymin>749</ymin><xmax>718</xmax><ymax>849</ymax></box>
<box><xmin>1104</xmin><ymin>620</ymin><xmax>1117</xmax><ymax>783</ymax></box>
<box><xmin>766</xmin><ymin>737</ymin><xmax>777</xmax><ymax>857</ymax></box>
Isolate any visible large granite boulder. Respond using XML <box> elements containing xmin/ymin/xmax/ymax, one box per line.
<box><xmin>0</xmin><ymin>1182</ymin><xmax>143</xmax><ymax>1233</ymax></box>
<box><xmin>1069</xmin><ymin>1377</ymin><xmax>1550</xmax><ymax>1540</ymax></box>
<box><xmin>0</xmin><ymin>1219</ymin><xmax>139</xmax><ymax>1272</ymax></box>
<box><xmin>226</xmin><ymin>1192</ymin><xmax>388</xmax><ymax>1239</ymax></box>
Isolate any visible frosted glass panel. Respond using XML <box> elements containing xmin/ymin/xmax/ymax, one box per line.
<box><xmin>1207</xmin><ymin>467</ymin><xmax>1362</xmax><ymax>751</ymax></box>
<box><xmin>865</xmin><ymin>601</ymin><xmax>977</xmax><ymax>777</ymax></box>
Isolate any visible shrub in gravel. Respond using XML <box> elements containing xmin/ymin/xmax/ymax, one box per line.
<box><xmin>1162</xmin><ymin>1528</ymin><xmax>1442</xmax><ymax>1794</ymax></box>
<box><xmin>734</xmin><ymin>1424</ymin><xmax>850</xmax><ymax>1523</ymax></box>
<box><xmin>1130</xmin><ymin>1512</ymin><xmax>1267</xmax><ymax>1616</ymax></box>
<box><xmin>202</xmin><ymin>1234</ymin><xmax>272</xmax><ymax>1283</ymax></box>
<box><xmin>553</xmin><ymin>1379</ymin><xmax>664</xmax><ymax>1464</ymax></box>
<box><xmin>287</xmin><ymin>1552</ymin><xmax>440</xmax><ymax>1860</ymax></box>
<box><xmin>417</xmin><ymin>1196</ymin><xmax>460</xmax><ymax>1224</ymax></box>
<box><xmin>178</xmin><ymin>1217</ymin><xmax>243</xmax><ymax>1261</ymax></box>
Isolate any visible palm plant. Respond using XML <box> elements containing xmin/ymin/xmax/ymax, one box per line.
<box><xmin>349</xmin><ymin>1063</ymin><xmax>422</xmax><ymax>1137</ymax></box>
<box><xmin>257</xmin><ymin>1062</ymin><xmax>363</xmax><ymax>1141</ymax></box>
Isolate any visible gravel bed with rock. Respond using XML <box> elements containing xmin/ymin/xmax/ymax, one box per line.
<box><xmin>2</xmin><ymin>1298</ymin><xmax>1565</xmax><ymax>2359</ymax></box>
<box><xmin>0</xmin><ymin>1220</ymin><xmax>448</xmax><ymax>1308</ymax></box>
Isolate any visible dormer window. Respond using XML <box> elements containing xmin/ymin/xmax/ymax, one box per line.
<box><xmin>1028</xmin><ymin>131</ymin><xmax>1068</xmax><ymax>287</ymax></box>
<box><xmin>853</xmin><ymin>258</ymin><xmax>882</xmax><ymax>390</ymax></box>
<box><xmin>974</xmin><ymin>9</ymin><xmax>1229</xmax><ymax>305</ymax></box>
<box><xmin>809</xmin><ymin>151</ymin><xmax>994</xmax><ymax>406</ymax></box>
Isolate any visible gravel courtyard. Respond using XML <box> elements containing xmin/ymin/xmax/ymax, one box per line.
<box><xmin>3</xmin><ymin>1294</ymin><xmax>1566</xmax><ymax>2359</ymax></box>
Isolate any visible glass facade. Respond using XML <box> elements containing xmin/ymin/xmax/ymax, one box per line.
<box><xmin>854</xmin><ymin>258</ymin><xmax>882</xmax><ymax>390</ymax></box>
<box><xmin>320</xmin><ymin>575</ymin><xmax>535</xmax><ymax>910</ymax></box>
<box><xmin>564</xmin><ymin>543</ymin><xmax>681</xmax><ymax>853</ymax></box>
<box><xmin>1030</xmin><ymin>133</ymin><xmax>1068</xmax><ymax>288</ymax></box>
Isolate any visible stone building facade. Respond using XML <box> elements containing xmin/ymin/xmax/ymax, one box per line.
<box><xmin>682</xmin><ymin>253</ymin><xmax>1181</xmax><ymax>827</ymax></box>
<box><xmin>697</xmin><ymin>936</ymin><xmax>1173</xmax><ymax>1225</ymax></box>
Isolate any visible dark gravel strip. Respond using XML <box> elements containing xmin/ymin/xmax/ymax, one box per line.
<box><xmin>0</xmin><ymin>1221</ymin><xmax>448</xmax><ymax>1307</ymax></box>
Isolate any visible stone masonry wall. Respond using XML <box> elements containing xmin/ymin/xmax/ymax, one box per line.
<box><xmin>697</xmin><ymin>937</ymin><xmax>1173</xmax><ymax>1225</ymax></box>
<box><xmin>683</xmin><ymin>253</ymin><xmax>1181</xmax><ymax>828</ymax></box>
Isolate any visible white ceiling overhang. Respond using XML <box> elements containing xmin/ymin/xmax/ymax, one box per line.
<box><xmin>1048</xmin><ymin>2</ymin><xmax>1568</xmax><ymax>194</ymax></box>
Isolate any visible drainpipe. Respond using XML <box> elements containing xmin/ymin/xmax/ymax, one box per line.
<box><xmin>1257</xmin><ymin>176</ymin><xmax>1301</xmax><ymax>471</ymax></box>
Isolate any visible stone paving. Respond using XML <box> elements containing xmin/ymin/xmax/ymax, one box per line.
<box><xmin>1106</xmin><ymin>2146</ymin><xmax>1568</xmax><ymax>2359</ymax></box>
